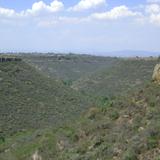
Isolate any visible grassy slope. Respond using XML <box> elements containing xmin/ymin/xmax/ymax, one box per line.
<box><xmin>0</xmin><ymin>61</ymin><xmax>89</xmax><ymax>136</ymax></box>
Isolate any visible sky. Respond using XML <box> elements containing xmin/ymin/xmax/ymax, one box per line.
<box><xmin>0</xmin><ymin>0</ymin><xmax>160</xmax><ymax>55</ymax></box>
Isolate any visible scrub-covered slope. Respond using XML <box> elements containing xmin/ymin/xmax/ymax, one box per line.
<box><xmin>0</xmin><ymin>60</ymin><xmax>89</xmax><ymax>136</ymax></box>
<box><xmin>72</xmin><ymin>58</ymin><xmax>157</xmax><ymax>97</ymax></box>
<box><xmin>2</xmin><ymin>76</ymin><xmax>160</xmax><ymax>160</ymax></box>
<box><xmin>45</xmin><ymin>82</ymin><xmax>160</xmax><ymax>160</ymax></box>
<box><xmin>23</xmin><ymin>54</ymin><xmax>119</xmax><ymax>82</ymax></box>
<box><xmin>24</xmin><ymin>54</ymin><xmax>158</xmax><ymax>98</ymax></box>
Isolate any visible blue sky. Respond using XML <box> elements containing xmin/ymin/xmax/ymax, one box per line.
<box><xmin>0</xmin><ymin>0</ymin><xmax>160</xmax><ymax>55</ymax></box>
<box><xmin>0</xmin><ymin>0</ymin><xmax>146</xmax><ymax>10</ymax></box>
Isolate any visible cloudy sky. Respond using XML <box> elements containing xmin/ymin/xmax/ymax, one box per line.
<box><xmin>0</xmin><ymin>0</ymin><xmax>160</xmax><ymax>54</ymax></box>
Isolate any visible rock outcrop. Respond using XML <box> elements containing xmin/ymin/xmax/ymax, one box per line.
<box><xmin>152</xmin><ymin>64</ymin><xmax>160</xmax><ymax>83</ymax></box>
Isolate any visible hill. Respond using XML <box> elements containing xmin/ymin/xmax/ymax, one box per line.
<box><xmin>1</xmin><ymin>80</ymin><xmax>160</xmax><ymax>160</ymax></box>
<box><xmin>23</xmin><ymin>54</ymin><xmax>158</xmax><ymax>99</ymax></box>
<box><xmin>72</xmin><ymin>58</ymin><xmax>158</xmax><ymax>98</ymax></box>
<box><xmin>52</xmin><ymin>82</ymin><xmax>160</xmax><ymax>160</ymax></box>
<box><xmin>0</xmin><ymin>55</ymin><xmax>160</xmax><ymax>160</ymax></box>
<box><xmin>23</xmin><ymin>54</ymin><xmax>119</xmax><ymax>83</ymax></box>
<box><xmin>0</xmin><ymin>60</ymin><xmax>89</xmax><ymax>136</ymax></box>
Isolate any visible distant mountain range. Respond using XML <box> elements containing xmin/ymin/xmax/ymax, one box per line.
<box><xmin>91</xmin><ymin>50</ymin><xmax>160</xmax><ymax>57</ymax></box>
<box><xmin>1</xmin><ymin>50</ymin><xmax>160</xmax><ymax>57</ymax></box>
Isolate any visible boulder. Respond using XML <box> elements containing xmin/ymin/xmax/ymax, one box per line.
<box><xmin>152</xmin><ymin>64</ymin><xmax>160</xmax><ymax>83</ymax></box>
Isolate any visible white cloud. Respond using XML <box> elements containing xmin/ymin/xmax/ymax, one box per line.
<box><xmin>69</xmin><ymin>0</ymin><xmax>106</xmax><ymax>11</ymax></box>
<box><xmin>23</xmin><ymin>0</ymin><xmax>64</xmax><ymax>16</ymax></box>
<box><xmin>1</xmin><ymin>1</ymin><xmax>160</xmax><ymax>28</ymax></box>
<box><xmin>149</xmin><ymin>13</ymin><xmax>160</xmax><ymax>25</ymax></box>
<box><xmin>0</xmin><ymin>7</ymin><xmax>16</xmax><ymax>18</ymax></box>
<box><xmin>145</xmin><ymin>4</ymin><xmax>160</xmax><ymax>26</ymax></box>
<box><xmin>0</xmin><ymin>0</ymin><xmax>64</xmax><ymax>19</ymax></box>
<box><xmin>145</xmin><ymin>4</ymin><xmax>160</xmax><ymax>14</ymax></box>
<box><xmin>90</xmin><ymin>5</ymin><xmax>141</xmax><ymax>20</ymax></box>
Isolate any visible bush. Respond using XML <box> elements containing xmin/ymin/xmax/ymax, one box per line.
<box><xmin>62</xmin><ymin>80</ymin><xmax>72</xmax><ymax>86</ymax></box>
<box><xmin>0</xmin><ymin>131</ymin><xmax>5</xmax><ymax>144</ymax></box>
<box><xmin>156</xmin><ymin>156</ymin><xmax>160</xmax><ymax>160</ymax></box>
<box><xmin>100</xmin><ymin>100</ymin><xmax>114</xmax><ymax>114</ymax></box>
<box><xmin>123</xmin><ymin>149</ymin><xmax>138</xmax><ymax>160</ymax></box>
<box><xmin>147</xmin><ymin>138</ymin><xmax>158</xmax><ymax>149</ymax></box>
<box><xmin>109</xmin><ymin>111</ymin><xmax>119</xmax><ymax>120</ymax></box>
<box><xmin>0</xmin><ymin>136</ymin><xmax>5</xmax><ymax>144</ymax></box>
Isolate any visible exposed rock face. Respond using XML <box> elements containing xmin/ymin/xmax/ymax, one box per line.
<box><xmin>152</xmin><ymin>64</ymin><xmax>160</xmax><ymax>83</ymax></box>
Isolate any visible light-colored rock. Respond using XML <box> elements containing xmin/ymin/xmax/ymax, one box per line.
<box><xmin>138</xmin><ymin>127</ymin><xmax>144</xmax><ymax>132</ymax></box>
<box><xmin>152</xmin><ymin>64</ymin><xmax>160</xmax><ymax>83</ymax></box>
<box><xmin>57</xmin><ymin>140</ymin><xmax>65</xmax><ymax>151</ymax></box>
<box><xmin>31</xmin><ymin>151</ymin><xmax>42</xmax><ymax>160</ymax></box>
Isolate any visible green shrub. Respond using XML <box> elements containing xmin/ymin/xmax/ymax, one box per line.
<box><xmin>149</xmin><ymin>101</ymin><xmax>156</xmax><ymax>108</ymax></box>
<box><xmin>0</xmin><ymin>136</ymin><xmax>5</xmax><ymax>144</ymax></box>
<box><xmin>62</xmin><ymin>80</ymin><xmax>72</xmax><ymax>86</ymax></box>
<box><xmin>123</xmin><ymin>149</ymin><xmax>138</xmax><ymax>160</ymax></box>
<box><xmin>0</xmin><ymin>131</ymin><xmax>5</xmax><ymax>144</ymax></box>
<box><xmin>109</xmin><ymin>111</ymin><xmax>119</xmax><ymax>120</ymax></box>
<box><xmin>147</xmin><ymin>138</ymin><xmax>158</xmax><ymax>149</ymax></box>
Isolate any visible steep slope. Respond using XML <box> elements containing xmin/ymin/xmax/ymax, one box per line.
<box><xmin>24</xmin><ymin>54</ymin><xmax>158</xmax><ymax>99</ymax></box>
<box><xmin>1</xmin><ymin>79</ymin><xmax>160</xmax><ymax>160</ymax></box>
<box><xmin>72</xmin><ymin>58</ymin><xmax>158</xmax><ymax>98</ymax></box>
<box><xmin>0</xmin><ymin>60</ymin><xmax>89</xmax><ymax>136</ymax></box>
<box><xmin>45</xmin><ymin>82</ymin><xmax>160</xmax><ymax>160</ymax></box>
<box><xmin>23</xmin><ymin>54</ymin><xmax>119</xmax><ymax>83</ymax></box>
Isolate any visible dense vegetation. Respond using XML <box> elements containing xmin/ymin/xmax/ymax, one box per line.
<box><xmin>0</xmin><ymin>54</ymin><xmax>160</xmax><ymax>160</ymax></box>
<box><xmin>53</xmin><ymin>82</ymin><xmax>160</xmax><ymax>160</ymax></box>
<box><xmin>24</xmin><ymin>55</ymin><xmax>158</xmax><ymax>98</ymax></box>
<box><xmin>23</xmin><ymin>54</ymin><xmax>119</xmax><ymax>82</ymax></box>
<box><xmin>0</xmin><ymin>60</ymin><xmax>89</xmax><ymax>136</ymax></box>
<box><xmin>72</xmin><ymin>58</ymin><xmax>157</xmax><ymax>97</ymax></box>
<box><xmin>1</xmin><ymin>81</ymin><xmax>160</xmax><ymax>160</ymax></box>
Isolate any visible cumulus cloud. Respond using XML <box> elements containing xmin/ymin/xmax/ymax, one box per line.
<box><xmin>69</xmin><ymin>0</ymin><xmax>106</xmax><ymax>11</ymax></box>
<box><xmin>90</xmin><ymin>5</ymin><xmax>141</xmax><ymax>20</ymax></box>
<box><xmin>22</xmin><ymin>0</ymin><xmax>64</xmax><ymax>16</ymax></box>
<box><xmin>1</xmin><ymin>0</ymin><xmax>160</xmax><ymax>27</ymax></box>
<box><xmin>145</xmin><ymin>3</ymin><xmax>160</xmax><ymax>26</ymax></box>
<box><xmin>0</xmin><ymin>0</ymin><xmax>64</xmax><ymax>26</ymax></box>
<box><xmin>0</xmin><ymin>7</ymin><xmax>16</xmax><ymax>18</ymax></box>
<box><xmin>0</xmin><ymin>0</ymin><xmax>63</xmax><ymax>18</ymax></box>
